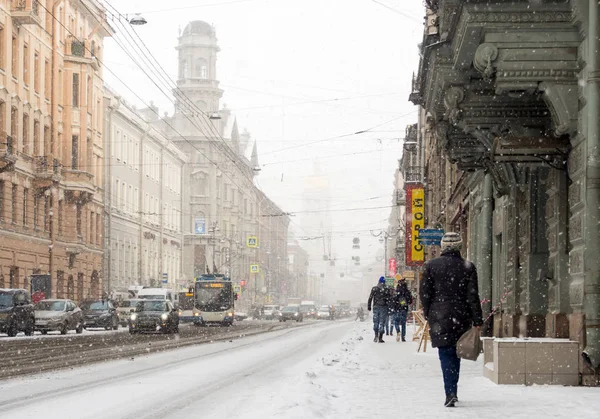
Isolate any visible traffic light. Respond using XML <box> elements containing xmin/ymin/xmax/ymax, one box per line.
<box><xmin>240</xmin><ymin>280</ymin><xmax>246</xmax><ymax>287</ymax></box>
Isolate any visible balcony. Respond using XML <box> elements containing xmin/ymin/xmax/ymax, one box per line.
<box><xmin>0</xmin><ymin>135</ymin><xmax>17</xmax><ymax>173</ymax></box>
<box><xmin>11</xmin><ymin>0</ymin><xmax>42</xmax><ymax>26</ymax></box>
<box><xmin>33</xmin><ymin>156</ymin><xmax>62</xmax><ymax>189</ymax></box>
<box><xmin>62</xmin><ymin>169</ymin><xmax>95</xmax><ymax>202</ymax></box>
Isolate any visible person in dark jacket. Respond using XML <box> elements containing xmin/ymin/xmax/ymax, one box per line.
<box><xmin>419</xmin><ymin>232</ymin><xmax>483</xmax><ymax>408</ymax></box>
<box><xmin>367</xmin><ymin>277</ymin><xmax>389</xmax><ymax>343</ymax></box>
<box><xmin>392</xmin><ymin>279</ymin><xmax>413</xmax><ymax>342</ymax></box>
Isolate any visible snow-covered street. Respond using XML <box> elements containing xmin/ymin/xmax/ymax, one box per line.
<box><xmin>0</xmin><ymin>320</ymin><xmax>598</xmax><ymax>419</ymax></box>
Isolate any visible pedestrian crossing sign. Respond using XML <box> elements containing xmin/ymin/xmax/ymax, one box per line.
<box><xmin>247</xmin><ymin>236</ymin><xmax>258</xmax><ymax>248</ymax></box>
<box><xmin>250</xmin><ymin>264</ymin><xmax>260</xmax><ymax>274</ymax></box>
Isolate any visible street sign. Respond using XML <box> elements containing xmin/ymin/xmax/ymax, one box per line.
<box><xmin>418</xmin><ymin>228</ymin><xmax>444</xmax><ymax>246</ymax></box>
<box><xmin>384</xmin><ymin>277</ymin><xmax>395</xmax><ymax>287</ymax></box>
<box><xmin>247</xmin><ymin>236</ymin><xmax>258</xmax><ymax>248</ymax></box>
<box><xmin>250</xmin><ymin>264</ymin><xmax>260</xmax><ymax>274</ymax></box>
<box><xmin>395</xmin><ymin>274</ymin><xmax>402</xmax><ymax>281</ymax></box>
<box><xmin>162</xmin><ymin>273</ymin><xmax>168</xmax><ymax>285</ymax></box>
<box><xmin>194</xmin><ymin>218</ymin><xmax>206</xmax><ymax>235</ymax></box>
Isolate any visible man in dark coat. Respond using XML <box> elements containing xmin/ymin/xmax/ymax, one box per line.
<box><xmin>367</xmin><ymin>277</ymin><xmax>389</xmax><ymax>343</ymax></box>
<box><xmin>420</xmin><ymin>232</ymin><xmax>483</xmax><ymax>408</ymax></box>
<box><xmin>391</xmin><ymin>279</ymin><xmax>413</xmax><ymax>342</ymax></box>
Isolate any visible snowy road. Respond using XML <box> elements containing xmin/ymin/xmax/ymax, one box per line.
<box><xmin>1</xmin><ymin>321</ymin><xmax>599</xmax><ymax>419</ymax></box>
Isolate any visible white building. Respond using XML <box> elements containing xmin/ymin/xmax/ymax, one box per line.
<box><xmin>103</xmin><ymin>91</ymin><xmax>186</xmax><ymax>293</ymax></box>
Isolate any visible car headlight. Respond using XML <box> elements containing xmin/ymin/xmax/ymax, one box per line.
<box><xmin>227</xmin><ymin>312</ymin><xmax>233</xmax><ymax>317</ymax></box>
<box><xmin>194</xmin><ymin>312</ymin><xmax>200</xmax><ymax>317</ymax></box>
<box><xmin>294</xmin><ymin>313</ymin><xmax>298</xmax><ymax>316</ymax></box>
<box><xmin>278</xmin><ymin>312</ymin><xmax>282</xmax><ymax>316</ymax></box>
<box><xmin>161</xmin><ymin>313</ymin><xmax>169</xmax><ymax>321</ymax></box>
<box><xmin>130</xmin><ymin>313</ymin><xmax>137</xmax><ymax>321</ymax></box>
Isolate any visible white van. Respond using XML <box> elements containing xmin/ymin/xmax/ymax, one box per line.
<box><xmin>137</xmin><ymin>288</ymin><xmax>176</xmax><ymax>304</ymax></box>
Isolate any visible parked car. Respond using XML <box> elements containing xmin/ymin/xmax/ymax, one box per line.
<box><xmin>278</xmin><ymin>305</ymin><xmax>303</xmax><ymax>322</ymax></box>
<box><xmin>116</xmin><ymin>299</ymin><xmax>141</xmax><ymax>327</ymax></box>
<box><xmin>81</xmin><ymin>299</ymin><xmax>119</xmax><ymax>330</ymax></box>
<box><xmin>129</xmin><ymin>300</ymin><xmax>179</xmax><ymax>334</ymax></box>
<box><xmin>0</xmin><ymin>288</ymin><xmax>35</xmax><ymax>337</ymax></box>
<box><xmin>317</xmin><ymin>305</ymin><xmax>331</xmax><ymax>320</ymax></box>
<box><xmin>34</xmin><ymin>299</ymin><xmax>83</xmax><ymax>335</ymax></box>
<box><xmin>263</xmin><ymin>305</ymin><xmax>280</xmax><ymax>320</ymax></box>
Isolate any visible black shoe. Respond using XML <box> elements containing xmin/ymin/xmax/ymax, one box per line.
<box><xmin>401</xmin><ymin>337</ymin><xmax>406</xmax><ymax>342</ymax></box>
<box><xmin>378</xmin><ymin>332</ymin><xmax>385</xmax><ymax>343</ymax></box>
<box><xmin>444</xmin><ymin>394</ymin><xmax>458</xmax><ymax>408</ymax></box>
<box><xmin>374</xmin><ymin>332</ymin><xmax>378</xmax><ymax>342</ymax></box>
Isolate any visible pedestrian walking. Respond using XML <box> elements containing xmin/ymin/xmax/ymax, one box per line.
<box><xmin>385</xmin><ymin>287</ymin><xmax>394</xmax><ymax>336</ymax></box>
<box><xmin>367</xmin><ymin>277</ymin><xmax>390</xmax><ymax>343</ymax></box>
<box><xmin>419</xmin><ymin>232</ymin><xmax>483</xmax><ymax>408</ymax></box>
<box><xmin>392</xmin><ymin>279</ymin><xmax>413</xmax><ymax>342</ymax></box>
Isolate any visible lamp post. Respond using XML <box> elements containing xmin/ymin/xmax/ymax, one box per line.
<box><xmin>208</xmin><ymin>222</ymin><xmax>219</xmax><ymax>273</ymax></box>
<box><xmin>371</xmin><ymin>229</ymin><xmax>393</xmax><ymax>276</ymax></box>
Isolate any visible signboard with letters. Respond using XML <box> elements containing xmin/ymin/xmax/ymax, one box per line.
<box><xmin>405</xmin><ymin>184</ymin><xmax>425</xmax><ymax>266</ymax></box>
<box><xmin>388</xmin><ymin>258</ymin><xmax>397</xmax><ymax>277</ymax></box>
<box><xmin>419</xmin><ymin>228</ymin><xmax>445</xmax><ymax>246</ymax></box>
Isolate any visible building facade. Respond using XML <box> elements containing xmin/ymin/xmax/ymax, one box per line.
<box><xmin>410</xmin><ymin>0</ymin><xmax>600</xmax><ymax>377</ymax></box>
<box><xmin>0</xmin><ymin>0</ymin><xmax>110</xmax><ymax>300</ymax></box>
<box><xmin>158</xmin><ymin>21</ymin><xmax>289</xmax><ymax>306</ymax></box>
<box><xmin>103</xmin><ymin>91</ymin><xmax>186</xmax><ymax>293</ymax></box>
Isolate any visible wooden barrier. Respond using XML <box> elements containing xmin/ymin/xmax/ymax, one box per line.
<box><xmin>412</xmin><ymin>310</ymin><xmax>430</xmax><ymax>352</ymax></box>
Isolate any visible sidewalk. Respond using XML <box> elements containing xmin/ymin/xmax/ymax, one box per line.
<box><xmin>281</xmin><ymin>321</ymin><xmax>600</xmax><ymax>419</ymax></box>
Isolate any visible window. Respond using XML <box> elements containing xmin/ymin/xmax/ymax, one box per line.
<box><xmin>71</xmin><ymin>135</ymin><xmax>78</xmax><ymax>169</ymax></box>
<box><xmin>33</xmin><ymin>194</ymin><xmax>39</xmax><ymax>229</ymax></box>
<box><xmin>44</xmin><ymin>195</ymin><xmax>49</xmax><ymax>232</ymax></box>
<box><xmin>72</xmin><ymin>73</ymin><xmax>79</xmax><ymax>107</ymax></box>
<box><xmin>0</xmin><ymin>101</ymin><xmax>5</xmax><ymax>133</ymax></box>
<box><xmin>76</xmin><ymin>204</ymin><xmax>82</xmax><ymax>237</ymax></box>
<box><xmin>58</xmin><ymin>200</ymin><xmax>63</xmax><ymax>235</ymax></box>
<box><xmin>195</xmin><ymin>58</ymin><xmax>208</xmax><ymax>79</ymax></box>
<box><xmin>34</xmin><ymin>52</ymin><xmax>40</xmax><ymax>92</ymax></box>
<box><xmin>96</xmin><ymin>213</ymin><xmax>101</xmax><ymax>245</ymax></box>
<box><xmin>23</xmin><ymin>43</ymin><xmax>29</xmax><ymax>85</ymax></box>
<box><xmin>44</xmin><ymin>60</ymin><xmax>52</xmax><ymax>100</ymax></box>
<box><xmin>0</xmin><ymin>26</ymin><xmax>5</xmax><ymax>69</ymax></box>
<box><xmin>0</xmin><ymin>181</ymin><xmax>4</xmax><ymax>221</ymax></box>
<box><xmin>33</xmin><ymin>120</ymin><xmax>40</xmax><ymax>155</ymax></box>
<box><xmin>179</xmin><ymin>59</ymin><xmax>188</xmax><ymax>79</ymax></box>
<box><xmin>44</xmin><ymin>125</ymin><xmax>50</xmax><ymax>154</ymax></box>
<box><xmin>23</xmin><ymin>188</ymin><xmax>28</xmax><ymax>226</ymax></box>
<box><xmin>87</xmin><ymin>76</ymin><xmax>92</xmax><ymax>108</ymax></box>
<box><xmin>11</xmin><ymin>35</ymin><xmax>17</xmax><ymax>78</ymax></box>
<box><xmin>10</xmin><ymin>106</ymin><xmax>17</xmax><ymax>140</ymax></box>
<box><xmin>89</xmin><ymin>212</ymin><xmax>94</xmax><ymax>244</ymax></box>
<box><xmin>11</xmin><ymin>185</ymin><xmax>19</xmax><ymax>224</ymax></box>
<box><xmin>22</xmin><ymin>113</ymin><xmax>29</xmax><ymax>154</ymax></box>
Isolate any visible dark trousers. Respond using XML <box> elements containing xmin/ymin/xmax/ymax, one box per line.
<box><xmin>393</xmin><ymin>310</ymin><xmax>408</xmax><ymax>338</ymax></box>
<box><xmin>438</xmin><ymin>345</ymin><xmax>461</xmax><ymax>396</ymax></box>
<box><xmin>372</xmin><ymin>306</ymin><xmax>387</xmax><ymax>333</ymax></box>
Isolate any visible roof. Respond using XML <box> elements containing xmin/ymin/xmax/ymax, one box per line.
<box><xmin>182</xmin><ymin>21</ymin><xmax>215</xmax><ymax>37</ymax></box>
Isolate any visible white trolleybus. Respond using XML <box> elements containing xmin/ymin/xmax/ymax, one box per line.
<box><xmin>193</xmin><ymin>274</ymin><xmax>237</xmax><ymax>327</ymax></box>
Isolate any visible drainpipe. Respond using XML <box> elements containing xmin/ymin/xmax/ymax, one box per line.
<box><xmin>480</xmin><ymin>174</ymin><xmax>493</xmax><ymax>335</ymax></box>
<box><xmin>104</xmin><ymin>99</ymin><xmax>116</xmax><ymax>295</ymax></box>
<box><xmin>49</xmin><ymin>0</ymin><xmax>65</xmax><ymax>298</ymax></box>
<box><xmin>583</xmin><ymin>0</ymin><xmax>600</xmax><ymax>371</ymax></box>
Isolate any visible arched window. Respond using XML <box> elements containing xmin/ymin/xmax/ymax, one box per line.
<box><xmin>193</xmin><ymin>172</ymin><xmax>207</xmax><ymax>196</ymax></box>
<box><xmin>195</xmin><ymin>58</ymin><xmax>208</xmax><ymax>79</ymax></box>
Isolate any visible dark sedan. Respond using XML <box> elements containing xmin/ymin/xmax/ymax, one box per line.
<box><xmin>129</xmin><ymin>300</ymin><xmax>179</xmax><ymax>334</ymax></box>
<box><xmin>81</xmin><ymin>300</ymin><xmax>119</xmax><ymax>330</ymax></box>
<box><xmin>278</xmin><ymin>305</ymin><xmax>303</xmax><ymax>322</ymax></box>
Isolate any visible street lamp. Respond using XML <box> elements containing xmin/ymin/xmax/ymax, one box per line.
<box><xmin>371</xmin><ymin>229</ymin><xmax>394</xmax><ymax>275</ymax></box>
<box><xmin>127</xmin><ymin>14</ymin><xmax>147</xmax><ymax>25</ymax></box>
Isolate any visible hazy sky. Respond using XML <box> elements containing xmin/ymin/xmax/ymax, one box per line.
<box><xmin>103</xmin><ymin>0</ymin><xmax>424</xmax><ymax>268</ymax></box>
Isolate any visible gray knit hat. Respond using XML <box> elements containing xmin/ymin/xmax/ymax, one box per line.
<box><xmin>441</xmin><ymin>232</ymin><xmax>462</xmax><ymax>252</ymax></box>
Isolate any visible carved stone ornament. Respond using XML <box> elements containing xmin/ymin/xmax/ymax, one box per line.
<box><xmin>443</xmin><ymin>86</ymin><xmax>465</xmax><ymax>125</ymax></box>
<box><xmin>473</xmin><ymin>43</ymin><xmax>498</xmax><ymax>79</ymax></box>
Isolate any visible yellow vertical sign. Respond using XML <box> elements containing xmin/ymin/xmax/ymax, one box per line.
<box><xmin>410</xmin><ymin>186</ymin><xmax>425</xmax><ymax>264</ymax></box>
